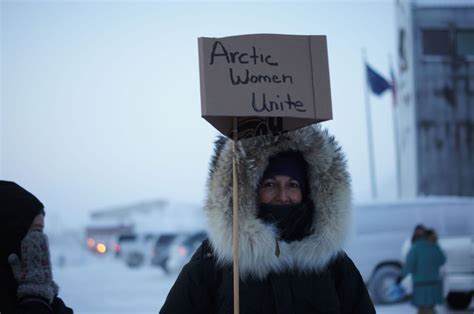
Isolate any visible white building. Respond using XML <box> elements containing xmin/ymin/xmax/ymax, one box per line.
<box><xmin>395</xmin><ymin>0</ymin><xmax>474</xmax><ymax>197</ymax></box>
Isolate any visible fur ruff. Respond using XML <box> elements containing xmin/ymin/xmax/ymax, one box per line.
<box><xmin>205</xmin><ymin>125</ymin><xmax>352</xmax><ymax>280</ymax></box>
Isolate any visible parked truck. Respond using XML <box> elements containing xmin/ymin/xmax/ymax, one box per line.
<box><xmin>439</xmin><ymin>237</ymin><xmax>474</xmax><ymax>310</ymax></box>
<box><xmin>344</xmin><ymin>197</ymin><xmax>474</xmax><ymax>305</ymax></box>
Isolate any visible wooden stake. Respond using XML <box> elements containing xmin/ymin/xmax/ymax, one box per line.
<box><xmin>232</xmin><ymin>117</ymin><xmax>240</xmax><ymax>314</ymax></box>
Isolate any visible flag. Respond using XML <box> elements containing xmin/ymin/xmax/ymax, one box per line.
<box><xmin>366</xmin><ymin>63</ymin><xmax>391</xmax><ymax>96</ymax></box>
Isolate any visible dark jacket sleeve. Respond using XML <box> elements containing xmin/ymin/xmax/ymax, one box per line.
<box><xmin>160</xmin><ymin>241</ymin><xmax>217</xmax><ymax>314</ymax></box>
<box><xmin>1</xmin><ymin>268</ymin><xmax>73</xmax><ymax>314</ymax></box>
<box><xmin>401</xmin><ymin>246</ymin><xmax>416</xmax><ymax>278</ymax></box>
<box><xmin>1</xmin><ymin>289</ymin><xmax>72</xmax><ymax>314</ymax></box>
<box><xmin>0</xmin><ymin>295</ymin><xmax>53</xmax><ymax>314</ymax></box>
<box><xmin>1</xmin><ymin>273</ymin><xmax>48</xmax><ymax>314</ymax></box>
<box><xmin>51</xmin><ymin>296</ymin><xmax>74</xmax><ymax>314</ymax></box>
<box><xmin>332</xmin><ymin>252</ymin><xmax>376</xmax><ymax>314</ymax></box>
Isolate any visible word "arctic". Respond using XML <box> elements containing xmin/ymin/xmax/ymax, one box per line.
<box><xmin>209</xmin><ymin>41</ymin><xmax>279</xmax><ymax>66</ymax></box>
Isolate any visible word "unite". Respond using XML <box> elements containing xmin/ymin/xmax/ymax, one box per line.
<box><xmin>251</xmin><ymin>92</ymin><xmax>306</xmax><ymax>113</ymax></box>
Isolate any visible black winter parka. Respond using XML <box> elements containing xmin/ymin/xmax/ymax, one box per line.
<box><xmin>161</xmin><ymin>126</ymin><xmax>375</xmax><ymax>314</ymax></box>
<box><xmin>161</xmin><ymin>241</ymin><xmax>375</xmax><ymax>314</ymax></box>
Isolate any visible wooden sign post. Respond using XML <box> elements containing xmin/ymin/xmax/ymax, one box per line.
<box><xmin>232</xmin><ymin>117</ymin><xmax>239</xmax><ymax>314</ymax></box>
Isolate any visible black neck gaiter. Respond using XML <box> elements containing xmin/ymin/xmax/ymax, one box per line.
<box><xmin>257</xmin><ymin>201</ymin><xmax>314</xmax><ymax>242</ymax></box>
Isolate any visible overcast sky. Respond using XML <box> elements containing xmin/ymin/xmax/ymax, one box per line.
<box><xmin>1</xmin><ymin>0</ymin><xmax>397</xmax><ymax>229</ymax></box>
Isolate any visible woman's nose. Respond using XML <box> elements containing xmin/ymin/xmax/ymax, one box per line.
<box><xmin>276</xmin><ymin>188</ymin><xmax>289</xmax><ymax>202</ymax></box>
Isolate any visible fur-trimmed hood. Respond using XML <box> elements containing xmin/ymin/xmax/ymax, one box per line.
<box><xmin>205</xmin><ymin>125</ymin><xmax>352</xmax><ymax>280</ymax></box>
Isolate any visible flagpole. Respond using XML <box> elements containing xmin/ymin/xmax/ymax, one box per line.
<box><xmin>362</xmin><ymin>49</ymin><xmax>378</xmax><ymax>199</ymax></box>
<box><xmin>389</xmin><ymin>54</ymin><xmax>402</xmax><ymax>199</ymax></box>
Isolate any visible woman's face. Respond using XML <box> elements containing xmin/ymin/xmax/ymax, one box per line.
<box><xmin>29</xmin><ymin>213</ymin><xmax>45</xmax><ymax>232</ymax></box>
<box><xmin>258</xmin><ymin>175</ymin><xmax>302</xmax><ymax>205</ymax></box>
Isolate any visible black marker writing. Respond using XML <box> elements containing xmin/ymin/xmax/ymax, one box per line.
<box><xmin>229</xmin><ymin>68</ymin><xmax>293</xmax><ymax>85</ymax></box>
<box><xmin>209</xmin><ymin>41</ymin><xmax>278</xmax><ymax>66</ymax></box>
<box><xmin>251</xmin><ymin>92</ymin><xmax>306</xmax><ymax>113</ymax></box>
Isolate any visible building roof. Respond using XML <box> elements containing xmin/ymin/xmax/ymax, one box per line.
<box><xmin>90</xmin><ymin>199</ymin><xmax>167</xmax><ymax>219</ymax></box>
<box><xmin>413</xmin><ymin>0</ymin><xmax>474</xmax><ymax>8</ymax></box>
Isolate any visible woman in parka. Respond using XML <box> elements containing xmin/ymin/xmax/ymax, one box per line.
<box><xmin>0</xmin><ymin>181</ymin><xmax>73</xmax><ymax>314</ymax></box>
<box><xmin>160</xmin><ymin>125</ymin><xmax>375</xmax><ymax>314</ymax></box>
<box><xmin>400</xmin><ymin>228</ymin><xmax>446</xmax><ymax>314</ymax></box>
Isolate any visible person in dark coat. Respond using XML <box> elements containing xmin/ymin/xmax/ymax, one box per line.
<box><xmin>160</xmin><ymin>126</ymin><xmax>375</xmax><ymax>314</ymax></box>
<box><xmin>400</xmin><ymin>228</ymin><xmax>446</xmax><ymax>314</ymax></box>
<box><xmin>0</xmin><ymin>181</ymin><xmax>73</xmax><ymax>314</ymax></box>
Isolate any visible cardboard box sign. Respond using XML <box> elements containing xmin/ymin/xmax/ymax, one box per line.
<box><xmin>198</xmin><ymin>34</ymin><xmax>333</xmax><ymax>139</ymax></box>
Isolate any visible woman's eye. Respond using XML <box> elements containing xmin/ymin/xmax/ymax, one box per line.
<box><xmin>289</xmin><ymin>182</ymin><xmax>300</xmax><ymax>189</ymax></box>
<box><xmin>263</xmin><ymin>181</ymin><xmax>275</xmax><ymax>188</ymax></box>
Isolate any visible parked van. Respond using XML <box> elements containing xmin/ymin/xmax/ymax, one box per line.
<box><xmin>344</xmin><ymin>197</ymin><xmax>474</xmax><ymax>304</ymax></box>
<box><xmin>441</xmin><ymin>237</ymin><xmax>474</xmax><ymax>310</ymax></box>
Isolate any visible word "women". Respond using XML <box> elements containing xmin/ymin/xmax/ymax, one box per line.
<box><xmin>230</xmin><ymin>68</ymin><xmax>293</xmax><ymax>85</ymax></box>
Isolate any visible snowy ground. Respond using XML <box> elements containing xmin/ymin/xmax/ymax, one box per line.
<box><xmin>52</xmin><ymin>245</ymin><xmax>474</xmax><ymax>314</ymax></box>
<box><xmin>54</xmin><ymin>256</ymin><xmax>174</xmax><ymax>313</ymax></box>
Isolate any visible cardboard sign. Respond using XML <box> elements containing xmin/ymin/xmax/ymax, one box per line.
<box><xmin>198</xmin><ymin>34</ymin><xmax>333</xmax><ymax>138</ymax></box>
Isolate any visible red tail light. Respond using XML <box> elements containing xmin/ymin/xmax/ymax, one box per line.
<box><xmin>87</xmin><ymin>238</ymin><xmax>96</xmax><ymax>248</ymax></box>
<box><xmin>114</xmin><ymin>244</ymin><xmax>121</xmax><ymax>253</ymax></box>
<box><xmin>178</xmin><ymin>246</ymin><xmax>188</xmax><ymax>257</ymax></box>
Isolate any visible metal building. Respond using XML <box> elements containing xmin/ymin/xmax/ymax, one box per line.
<box><xmin>395</xmin><ymin>0</ymin><xmax>474</xmax><ymax>197</ymax></box>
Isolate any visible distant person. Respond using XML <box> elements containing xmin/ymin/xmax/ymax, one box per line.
<box><xmin>425</xmin><ymin>229</ymin><xmax>438</xmax><ymax>243</ymax></box>
<box><xmin>0</xmin><ymin>181</ymin><xmax>73</xmax><ymax>314</ymax></box>
<box><xmin>160</xmin><ymin>126</ymin><xmax>375</xmax><ymax>313</ymax></box>
<box><xmin>400</xmin><ymin>224</ymin><xmax>428</xmax><ymax>274</ymax></box>
<box><xmin>398</xmin><ymin>227</ymin><xmax>446</xmax><ymax>314</ymax></box>
<box><xmin>411</xmin><ymin>224</ymin><xmax>427</xmax><ymax>243</ymax></box>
